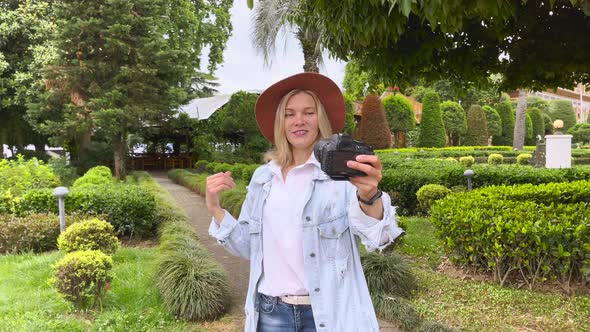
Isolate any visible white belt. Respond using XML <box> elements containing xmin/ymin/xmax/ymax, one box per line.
<box><xmin>280</xmin><ymin>294</ymin><xmax>311</xmax><ymax>305</ymax></box>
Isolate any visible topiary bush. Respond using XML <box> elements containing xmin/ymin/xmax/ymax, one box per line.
<box><xmin>459</xmin><ymin>156</ymin><xmax>475</xmax><ymax>167</ymax></box>
<box><xmin>357</xmin><ymin>94</ymin><xmax>392</xmax><ymax>149</ymax></box>
<box><xmin>383</xmin><ymin>94</ymin><xmax>416</xmax><ymax>148</ymax></box>
<box><xmin>465</xmin><ymin>105</ymin><xmax>489</xmax><ymax>146</ymax></box>
<box><xmin>417</xmin><ymin>91</ymin><xmax>446</xmax><ymax>148</ymax></box>
<box><xmin>487</xmin><ymin>153</ymin><xmax>504</xmax><ymax>165</ymax></box>
<box><xmin>517</xmin><ymin>153</ymin><xmax>533</xmax><ymax>165</ymax></box>
<box><xmin>57</xmin><ymin>218</ymin><xmax>120</xmax><ymax>254</ymax></box>
<box><xmin>72</xmin><ymin>166</ymin><xmax>113</xmax><ymax>188</ymax></box>
<box><xmin>51</xmin><ymin>250</ymin><xmax>113</xmax><ymax>310</ymax></box>
<box><xmin>416</xmin><ymin>184</ymin><xmax>452</xmax><ymax>211</ymax></box>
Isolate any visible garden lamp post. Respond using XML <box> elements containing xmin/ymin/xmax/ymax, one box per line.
<box><xmin>53</xmin><ymin>187</ymin><xmax>69</xmax><ymax>232</ymax></box>
<box><xmin>464</xmin><ymin>169</ymin><xmax>474</xmax><ymax>191</ymax></box>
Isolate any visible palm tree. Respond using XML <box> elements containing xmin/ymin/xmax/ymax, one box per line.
<box><xmin>251</xmin><ymin>0</ymin><xmax>322</xmax><ymax>73</ymax></box>
<box><xmin>513</xmin><ymin>89</ymin><xmax>527</xmax><ymax>150</ymax></box>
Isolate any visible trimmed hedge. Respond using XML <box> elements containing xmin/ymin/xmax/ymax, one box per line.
<box><xmin>3</xmin><ymin>184</ymin><xmax>157</xmax><ymax>237</ymax></box>
<box><xmin>72</xmin><ymin>166</ymin><xmax>113</xmax><ymax>188</ymax></box>
<box><xmin>431</xmin><ymin>180</ymin><xmax>590</xmax><ymax>288</ymax></box>
<box><xmin>379</xmin><ymin>158</ymin><xmax>590</xmax><ymax>214</ymax></box>
<box><xmin>0</xmin><ymin>213</ymin><xmax>93</xmax><ymax>254</ymax></box>
<box><xmin>131</xmin><ymin>172</ymin><xmax>231</xmax><ymax>321</ymax></box>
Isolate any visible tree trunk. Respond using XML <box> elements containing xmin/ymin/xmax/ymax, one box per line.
<box><xmin>113</xmin><ymin>133</ymin><xmax>127</xmax><ymax>181</ymax></box>
<box><xmin>296</xmin><ymin>30</ymin><xmax>319</xmax><ymax>73</ymax></box>
<box><xmin>513</xmin><ymin>89</ymin><xmax>528</xmax><ymax>150</ymax></box>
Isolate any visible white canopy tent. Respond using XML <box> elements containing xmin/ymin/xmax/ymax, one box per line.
<box><xmin>178</xmin><ymin>89</ymin><xmax>262</xmax><ymax>120</ymax></box>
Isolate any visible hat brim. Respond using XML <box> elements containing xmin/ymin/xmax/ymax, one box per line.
<box><xmin>255</xmin><ymin>72</ymin><xmax>346</xmax><ymax>144</ymax></box>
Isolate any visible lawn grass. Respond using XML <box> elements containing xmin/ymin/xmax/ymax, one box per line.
<box><xmin>397</xmin><ymin>217</ymin><xmax>590</xmax><ymax>332</ymax></box>
<box><xmin>0</xmin><ymin>247</ymin><xmax>237</xmax><ymax>332</ymax></box>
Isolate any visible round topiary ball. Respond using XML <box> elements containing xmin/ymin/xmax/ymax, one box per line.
<box><xmin>51</xmin><ymin>250</ymin><xmax>113</xmax><ymax>309</ymax></box>
<box><xmin>58</xmin><ymin>218</ymin><xmax>120</xmax><ymax>254</ymax></box>
<box><xmin>487</xmin><ymin>153</ymin><xmax>504</xmax><ymax>165</ymax></box>
<box><xmin>416</xmin><ymin>184</ymin><xmax>452</xmax><ymax>211</ymax></box>
<box><xmin>516</xmin><ymin>153</ymin><xmax>533</xmax><ymax>165</ymax></box>
<box><xmin>459</xmin><ymin>156</ymin><xmax>475</xmax><ymax>167</ymax></box>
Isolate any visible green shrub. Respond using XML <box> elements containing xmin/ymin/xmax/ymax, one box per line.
<box><xmin>549</xmin><ymin>100</ymin><xmax>577</xmax><ymax>132</ymax></box>
<box><xmin>51</xmin><ymin>250</ymin><xmax>113</xmax><ymax>310</ymax></box>
<box><xmin>483</xmin><ymin>105</ymin><xmax>502</xmax><ymax>142</ymax></box>
<box><xmin>444</xmin><ymin>157</ymin><xmax>457</xmax><ymax>163</ymax></box>
<box><xmin>371</xmin><ymin>294</ymin><xmax>422</xmax><ymax>331</ymax></box>
<box><xmin>459</xmin><ymin>156</ymin><xmax>475</xmax><ymax>167</ymax></box>
<box><xmin>517</xmin><ymin>153</ymin><xmax>533</xmax><ymax>165</ymax></box>
<box><xmin>494</xmin><ymin>101</ymin><xmax>515</xmax><ymax>146</ymax></box>
<box><xmin>487</xmin><ymin>153</ymin><xmax>503</xmax><ymax>165</ymax></box>
<box><xmin>194</xmin><ymin>160</ymin><xmax>208</xmax><ymax>172</ymax></box>
<box><xmin>416</xmin><ymin>184</ymin><xmax>452</xmax><ymax>211</ymax></box>
<box><xmin>48</xmin><ymin>157</ymin><xmax>80</xmax><ymax>187</ymax></box>
<box><xmin>0</xmin><ymin>213</ymin><xmax>91</xmax><ymax>254</ymax></box>
<box><xmin>383</xmin><ymin>94</ymin><xmax>416</xmax><ymax>148</ymax></box>
<box><xmin>57</xmin><ymin>218</ymin><xmax>120</xmax><ymax>254</ymax></box>
<box><xmin>72</xmin><ymin>166</ymin><xmax>113</xmax><ymax>188</ymax></box>
<box><xmin>440</xmin><ymin>101</ymin><xmax>466</xmax><ymax>147</ymax></box>
<box><xmin>13</xmin><ymin>184</ymin><xmax>157</xmax><ymax>237</ymax></box>
<box><xmin>431</xmin><ymin>180</ymin><xmax>590</xmax><ymax>288</ymax></box>
<box><xmin>0</xmin><ymin>155</ymin><xmax>60</xmax><ymax>196</ymax></box>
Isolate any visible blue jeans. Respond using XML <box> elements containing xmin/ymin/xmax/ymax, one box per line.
<box><xmin>257</xmin><ymin>293</ymin><xmax>317</xmax><ymax>332</ymax></box>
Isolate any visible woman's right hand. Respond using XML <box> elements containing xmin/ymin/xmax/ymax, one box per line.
<box><xmin>206</xmin><ymin>171</ymin><xmax>235</xmax><ymax>222</ymax></box>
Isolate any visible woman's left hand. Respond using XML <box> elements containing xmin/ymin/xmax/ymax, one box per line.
<box><xmin>346</xmin><ymin>154</ymin><xmax>383</xmax><ymax>201</ymax></box>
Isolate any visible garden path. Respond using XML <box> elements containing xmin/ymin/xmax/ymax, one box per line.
<box><xmin>151</xmin><ymin>172</ymin><xmax>400</xmax><ymax>331</ymax></box>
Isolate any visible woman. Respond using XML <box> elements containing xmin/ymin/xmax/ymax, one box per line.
<box><xmin>206</xmin><ymin>72</ymin><xmax>404</xmax><ymax>332</ymax></box>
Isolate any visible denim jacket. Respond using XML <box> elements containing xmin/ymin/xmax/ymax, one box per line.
<box><xmin>208</xmin><ymin>163</ymin><xmax>404</xmax><ymax>332</ymax></box>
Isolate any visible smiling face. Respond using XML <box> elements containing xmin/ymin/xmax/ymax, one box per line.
<box><xmin>283</xmin><ymin>92</ymin><xmax>320</xmax><ymax>153</ymax></box>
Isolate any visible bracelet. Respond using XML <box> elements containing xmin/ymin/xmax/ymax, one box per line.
<box><xmin>356</xmin><ymin>189</ymin><xmax>383</xmax><ymax>206</ymax></box>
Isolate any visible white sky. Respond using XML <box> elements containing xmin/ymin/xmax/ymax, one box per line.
<box><xmin>206</xmin><ymin>1</ymin><xmax>347</xmax><ymax>95</ymax></box>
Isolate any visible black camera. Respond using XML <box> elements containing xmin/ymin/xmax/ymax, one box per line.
<box><xmin>313</xmin><ymin>134</ymin><xmax>374</xmax><ymax>181</ymax></box>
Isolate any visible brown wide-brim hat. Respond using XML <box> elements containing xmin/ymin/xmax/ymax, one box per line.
<box><xmin>255</xmin><ymin>72</ymin><xmax>346</xmax><ymax>144</ymax></box>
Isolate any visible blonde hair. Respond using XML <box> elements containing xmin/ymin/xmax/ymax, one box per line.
<box><xmin>264</xmin><ymin>89</ymin><xmax>333</xmax><ymax>168</ymax></box>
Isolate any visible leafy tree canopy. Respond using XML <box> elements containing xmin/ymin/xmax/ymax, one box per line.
<box><xmin>293</xmin><ymin>0</ymin><xmax>590</xmax><ymax>91</ymax></box>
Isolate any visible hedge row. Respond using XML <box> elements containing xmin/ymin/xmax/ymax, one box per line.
<box><xmin>377</xmin><ymin>146</ymin><xmax>590</xmax><ymax>160</ymax></box>
<box><xmin>431</xmin><ymin>180</ymin><xmax>590</xmax><ymax>288</ymax></box>
<box><xmin>379</xmin><ymin>159</ymin><xmax>590</xmax><ymax>214</ymax></box>
<box><xmin>169</xmin><ymin>169</ymin><xmax>247</xmax><ymax>218</ymax></box>
<box><xmin>130</xmin><ymin>172</ymin><xmax>231</xmax><ymax>321</ymax></box>
<box><xmin>194</xmin><ymin>160</ymin><xmax>259</xmax><ymax>182</ymax></box>
<box><xmin>0</xmin><ymin>183</ymin><xmax>157</xmax><ymax>238</ymax></box>
<box><xmin>0</xmin><ymin>213</ymin><xmax>95</xmax><ymax>254</ymax></box>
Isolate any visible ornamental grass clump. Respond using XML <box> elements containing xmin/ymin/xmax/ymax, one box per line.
<box><xmin>361</xmin><ymin>251</ymin><xmax>417</xmax><ymax>299</ymax></box>
<box><xmin>51</xmin><ymin>250</ymin><xmax>113</xmax><ymax>310</ymax></box>
<box><xmin>156</xmin><ymin>246</ymin><xmax>231</xmax><ymax>321</ymax></box>
<box><xmin>57</xmin><ymin>218</ymin><xmax>120</xmax><ymax>255</ymax></box>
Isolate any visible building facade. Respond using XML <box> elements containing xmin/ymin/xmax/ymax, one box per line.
<box><xmin>529</xmin><ymin>84</ymin><xmax>590</xmax><ymax>123</ymax></box>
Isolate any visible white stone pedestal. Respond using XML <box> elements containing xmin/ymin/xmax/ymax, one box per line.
<box><xmin>545</xmin><ymin>135</ymin><xmax>573</xmax><ymax>168</ymax></box>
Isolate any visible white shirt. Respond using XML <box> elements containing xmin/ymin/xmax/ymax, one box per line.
<box><xmin>257</xmin><ymin>155</ymin><xmax>318</xmax><ymax>297</ymax></box>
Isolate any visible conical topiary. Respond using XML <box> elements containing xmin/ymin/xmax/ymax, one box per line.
<box><xmin>417</xmin><ymin>91</ymin><xmax>446</xmax><ymax>147</ymax></box>
<box><xmin>357</xmin><ymin>93</ymin><xmax>392</xmax><ymax>149</ymax></box>
<box><xmin>465</xmin><ymin>105</ymin><xmax>489</xmax><ymax>146</ymax></box>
